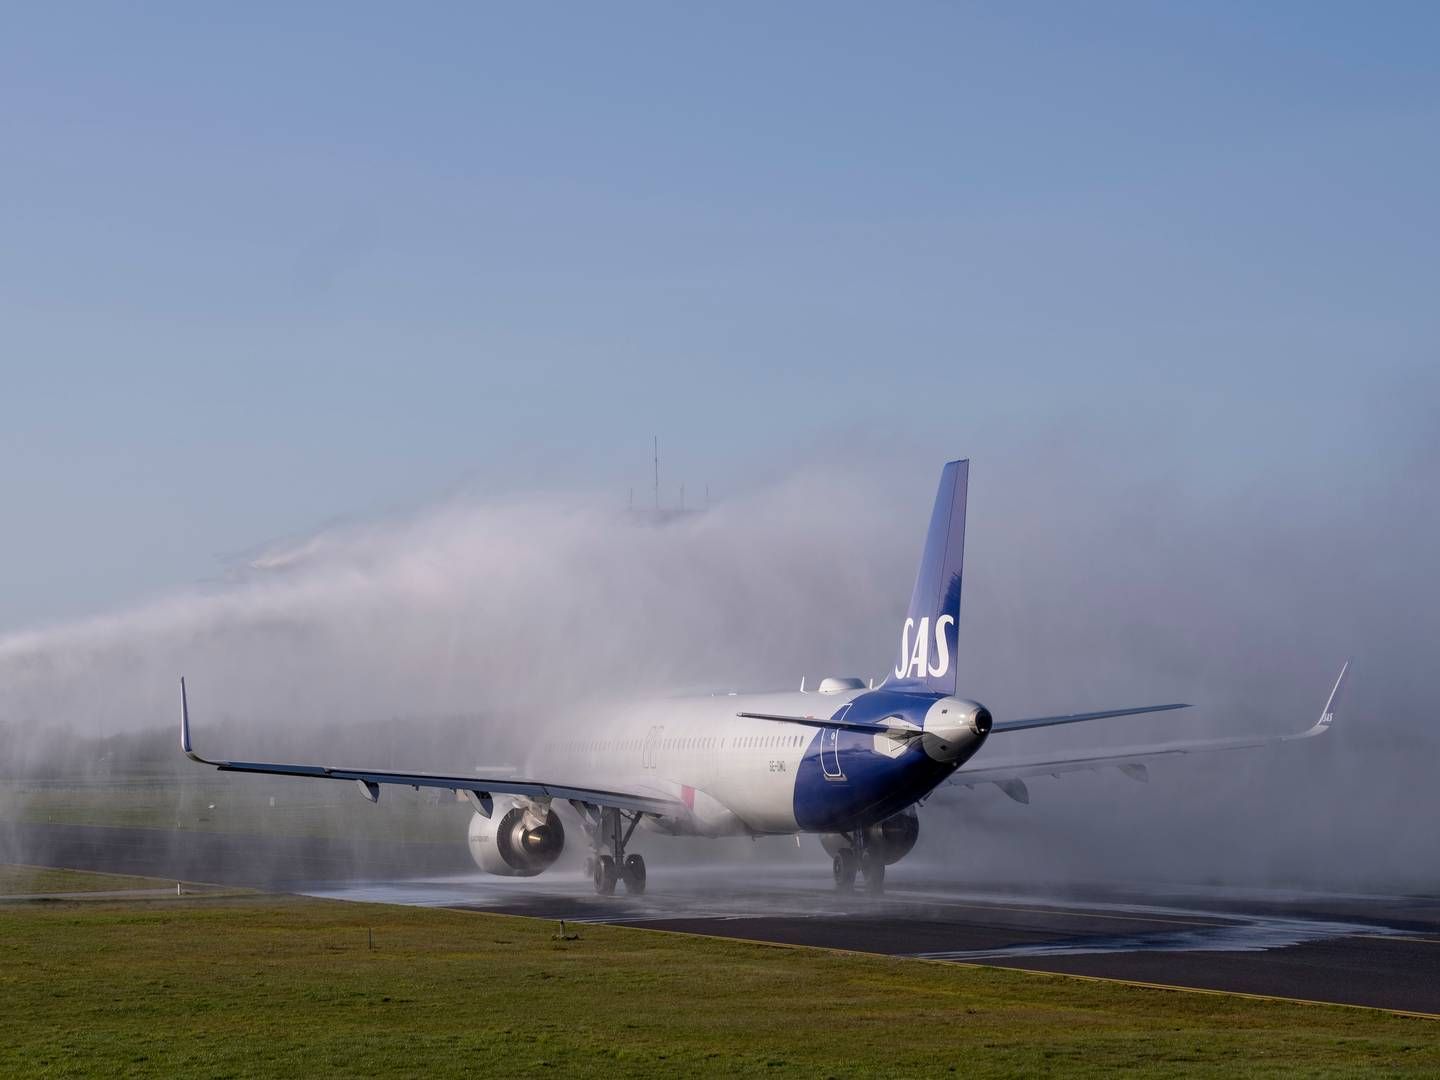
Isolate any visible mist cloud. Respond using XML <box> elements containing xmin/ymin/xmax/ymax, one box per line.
<box><xmin>1</xmin><ymin>424</ymin><xmax>1436</xmax><ymax>891</ymax></box>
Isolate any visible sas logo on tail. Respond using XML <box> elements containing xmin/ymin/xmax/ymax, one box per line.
<box><xmin>894</xmin><ymin>615</ymin><xmax>955</xmax><ymax>680</ymax></box>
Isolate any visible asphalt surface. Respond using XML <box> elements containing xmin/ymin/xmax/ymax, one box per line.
<box><xmin>7</xmin><ymin>822</ymin><xmax>1439</xmax><ymax>1016</ymax></box>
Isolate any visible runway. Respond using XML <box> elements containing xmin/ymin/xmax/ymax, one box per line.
<box><xmin>304</xmin><ymin>868</ymin><xmax>1440</xmax><ymax>1016</ymax></box>
<box><xmin>7</xmin><ymin>823</ymin><xmax>1438</xmax><ymax>1016</ymax></box>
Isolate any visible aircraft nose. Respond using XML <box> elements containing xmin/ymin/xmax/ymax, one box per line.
<box><xmin>921</xmin><ymin>699</ymin><xmax>991</xmax><ymax>763</ymax></box>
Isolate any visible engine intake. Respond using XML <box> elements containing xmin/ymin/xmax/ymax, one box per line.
<box><xmin>468</xmin><ymin>801</ymin><xmax>565</xmax><ymax>877</ymax></box>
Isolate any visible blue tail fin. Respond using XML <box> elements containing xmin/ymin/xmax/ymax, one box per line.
<box><xmin>888</xmin><ymin>459</ymin><xmax>969</xmax><ymax>695</ymax></box>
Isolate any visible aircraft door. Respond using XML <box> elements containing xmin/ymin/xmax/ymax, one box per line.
<box><xmin>821</xmin><ymin>703</ymin><xmax>850</xmax><ymax>780</ymax></box>
<box><xmin>821</xmin><ymin>728</ymin><xmax>845</xmax><ymax>780</ymax></box>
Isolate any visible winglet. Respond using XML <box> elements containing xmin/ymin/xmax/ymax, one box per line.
<box><xmin>1310</xmin><ymin>660</ymin><xmax>1350</xmax><ymax>735</ymax></box>
<box><xmin>180</xmin><ymin>677</ymin><xmax>211</xmax><ymax>764</ymax></box>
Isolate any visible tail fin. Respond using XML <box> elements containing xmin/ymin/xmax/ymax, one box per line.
<box><xmin>888</xmin><ymin>459</ymin><xmax>969</xmax><ymax>695</ymax></box>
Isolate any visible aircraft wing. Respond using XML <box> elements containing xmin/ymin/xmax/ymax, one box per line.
<box><xmin>178</xmin><ymin>679</ymin><xmax>681</xmax><ymax>817</ymax></box>
<box><xmin>935</xmin><ymin>662</ymin><xmax>1349</xmax><ymax>805</ymax></box>
<box><xmin>989</xmin><ymin>702</ymin><xmax>1190</xmax><ymax>733</ymax></box>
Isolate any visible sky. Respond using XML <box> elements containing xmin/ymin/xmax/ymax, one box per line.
<box><xmin>2</xmin><ymin>1</ymin><xmax>1437</xmax><ymax>629</ymax></box>
<box><xmin>2</xmin><ymin>4</ymin><xmax>1439</xmax><ymax>891</ymax></box>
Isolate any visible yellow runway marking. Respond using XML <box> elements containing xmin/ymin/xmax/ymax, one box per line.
<box><xmin>1353</xmin><ymin>932</ymin><xmax>1440</xmax><ymax>945</ymax></box>
<box><xmin>610</xmin><ymin>921</ymin><xmax>1440</xmax><ymax>1023</ymax></box>
<box><xmin>966</xmin><ymin>965</ymin><xmax>1440</xmax><ymax>1023</ymax></box>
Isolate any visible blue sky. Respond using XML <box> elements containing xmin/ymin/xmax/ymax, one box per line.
<box><xmin>2</xmin><ymin>3</ymin><xmax>1437</xmax><ymax>629</ymax></box>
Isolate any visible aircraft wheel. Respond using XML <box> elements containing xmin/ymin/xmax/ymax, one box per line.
<box><xmin>622</xmin><ymin>853</ymin><xmax>647</xmax><ymax>895</ymax></box>
<box><xmin>594</xmin><ymin>854</ymin><xmax>618</xmax><ymax>896</ymax></box>
<box><xmin>832</xmin><ymin>849</ymin><xmax>858</xmax><ymax>891</ymax></box>
<box><xmin>860</xmin><ymin>850</ymin><xmax>886</xmax><ymax>894</ymax></box>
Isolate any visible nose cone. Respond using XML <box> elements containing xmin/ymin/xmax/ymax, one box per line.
<box><xmin>921</xmin><ymin>697</ymin><xmax>991</xmax><ymax>764</ymax></box>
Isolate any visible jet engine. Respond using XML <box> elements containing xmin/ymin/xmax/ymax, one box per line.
<box><xmin>467</xmin><ymin>798</ymin><xmax>565</xmax><ymax>877</ymax></box>
<box><xmin>820</xmin><ymin>806</ymin><xmax>919</xmax><ymax>866</ymax></box>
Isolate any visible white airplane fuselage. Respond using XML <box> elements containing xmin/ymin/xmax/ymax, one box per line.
<box><xmin>533</xmin><ymin>685</ymin><xmax>990</xmax><ymax>839</ymax></box>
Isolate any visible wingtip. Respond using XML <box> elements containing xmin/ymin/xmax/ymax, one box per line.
<box><xmin>1299</xmin><ymin>660</ymin><xmax>1351</xmax><ymax>738</ymax></box>
<box><xmin>179</xmin><ymin>677</ymin><xmax>196</xmax><ymax>758</ymax></box>
<box><xmin>1319</xmin><ymin>660</ymin><xmax>1351</xmax><ymax>728</ymax></box>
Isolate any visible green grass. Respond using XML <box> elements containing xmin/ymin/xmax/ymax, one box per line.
<box><xmin>0</xmin><ymin>864</ymin><xmax>176</xmax><ymax>895</ymax></box>
<box><xmin>6</xmin><ymin>780</ymin><xmax>472</xmax><ymax>842</ymax></box>
<box><xmin>0</xmin><ymin>879</ymin><xmax>1435</xmax><ymax>1078</ymax></box>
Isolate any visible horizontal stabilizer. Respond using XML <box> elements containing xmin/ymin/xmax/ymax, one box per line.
<box><xmin>736</xmin><ymin>711</ymin><xmax>923</xmax><ymax>738</ymax></box>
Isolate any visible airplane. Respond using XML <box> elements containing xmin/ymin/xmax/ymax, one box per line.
<box><xmin>180</xmin><ymin>459</ymin><xmax>1348</xmax><ymax>895</ymax></box>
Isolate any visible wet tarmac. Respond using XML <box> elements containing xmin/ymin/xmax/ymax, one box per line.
<box><xmin>307</xmin><ymin>871</ymin><xmax>1440</xmax><ymax>1015</ymax></box>
<box><xmin>7</xmin><ymin>822</ymin><xmax>1439</xmax><ymax>1016</ymax></box>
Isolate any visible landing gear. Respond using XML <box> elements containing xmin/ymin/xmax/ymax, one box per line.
<box><xmin>833</xmin><ymin>830</ymin><xmax>886</xmax><ymax>894</ymax></box>
<box><xmin>587</xmin><ymin>806</ymin><xmax>646</xmax><ymax>896</ymax></box>
<box><xmin>622</xmin><ymin>853</ymin><xmax>647</xmax><ymax>895</ymax></box>
<box><xmin>593</xmin><ymin>854</ymin><xmax>617</xmax><ymax>895</ymax></box>
<box><xmin>859</xmin><ymin>849</ymin><xmax>886</xmax><ymax>894</ymax></box>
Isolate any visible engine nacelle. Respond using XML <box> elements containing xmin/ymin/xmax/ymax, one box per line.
<box><xmin>919</xmin><ymin>696</ymin><xmax>992</xmax><ymax>765</ymax></box>
<box><xmin>819</xmin><ymin>806</ymin><xmax>920</xmax><ymax>866</ymax></box>
<box><xmin>467</xmin><ymin>799</ymin><xmax>565</xmax><ymax>877</ymax></box>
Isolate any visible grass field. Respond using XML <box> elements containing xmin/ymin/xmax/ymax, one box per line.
<box><xmin>0</xmin><ymin>864</ymin><xmax>176</xmax><ymax>895</ymax></box>
<box><xmin>4</xmin><ymin>778</ymin><xmax>472</xmax><ymax>842</ymax></box>
<box><xmin>2</xmin><ymin>869</ymin><xmax>1436</xmax><ymax>1077</ymax></box>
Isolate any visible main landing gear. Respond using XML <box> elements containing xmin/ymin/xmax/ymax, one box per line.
<box><xmin>584</xmin><ymin>806</ymin><xmax>647</xmax><ymax>896</ymax></box>
<box><xmin>831</xmin><ymin>832</ymin><xmax>885</xmax><ymax>894</ymax></box>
